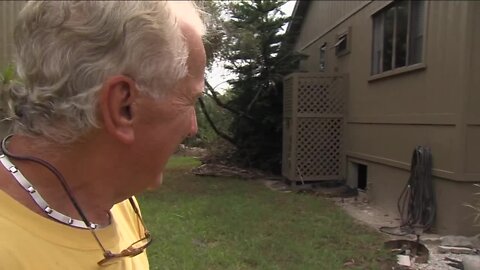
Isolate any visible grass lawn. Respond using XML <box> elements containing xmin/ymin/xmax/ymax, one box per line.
<box><xmin>138</xmin><ymin>156</ymin><xmax>391</xmax><ymax>270</ymax></box>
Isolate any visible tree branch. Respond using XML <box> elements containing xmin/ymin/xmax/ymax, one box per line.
<box><xmin>246</xmin><ymin>83</ymin><xmax>265</xmax><ymax>113</ymax></box>
<box><xmin>204</xmin><ymin>80</ymin><xmax>256</xmax><ymax>122</ymax></box>
<box><xmin>198</xmin><ymin>97</ymin><xmax>237</xmax><ymax>146</ymax></box>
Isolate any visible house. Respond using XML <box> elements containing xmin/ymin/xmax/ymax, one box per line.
<box><xmin>0</xmin><ymin>1</ymin><xmax>25</xmax><ymax>138</ymax></box>
<box><xmin>0</xmin><ymin>1</ymin><xmax>24</xmax><ymax>70</ymax></box>
<box><xmin>284</xmin><ymin>0</ymin><xmax>480</xmax><ymax>235</ymax></box>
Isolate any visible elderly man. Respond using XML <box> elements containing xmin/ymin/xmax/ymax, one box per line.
<box><xmin>0</xmin><ymin>1</ymin><xmax>206</xmax><ymax>269</ymax></box>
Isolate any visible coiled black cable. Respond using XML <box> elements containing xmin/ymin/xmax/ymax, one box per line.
<box><xmin>380</xmin><ymin>146</ymin><xmax>436</xmax><ymax>235</ymax></box>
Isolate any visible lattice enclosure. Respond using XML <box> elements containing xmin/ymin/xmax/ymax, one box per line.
<box><xmin>283</xmin><ymin>77</ymin><xmax>294</xmax><ymax>117</ymax></box>
<box><xmin>282</xmin><ymin>73</ymin><xmax>346</xmax><ymax>182</ymax></box>
<box><xmin>282</xmin><ymin>118</ymin><xmax>292</xmax><ymax>177</ymax></box>
<box><xmin>297</xmin><ymin>77</ymin><xmax>344</xmax><ymax>115</ymax></box>
<box><xmin>296</xmin><ymin>118</ymin><xmax>342</xmax><ymax>178</ymax></box>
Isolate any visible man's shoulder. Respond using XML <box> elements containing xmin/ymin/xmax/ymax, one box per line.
<box><xmin>0</xmin><ymin>202</ymin><xmax>29</xmax><ymax>269</ymax></box>
<box><xmin>0</xmin><ymin>194</ymin><xmax>45</xmax><ymax>247</ymax></box>
<box><xmin>112</xmin><ymin>196</ymin><xmax>143</xmax><ymax>230</ymax></box>
<box><xmin>0</xmin><ymin>245</ymin><xmax>24</xmax><ymax>269</ymax></box>
<box><xmin>0</xmin><ymin>190</ymin><xmax>29</xmax><ymax>231</ymax></box>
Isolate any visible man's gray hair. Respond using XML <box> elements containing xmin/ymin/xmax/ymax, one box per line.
<box><xmin>1</xmin><ymin>1</ymin><xmax>205</xmax><ymax>144</ymax></box>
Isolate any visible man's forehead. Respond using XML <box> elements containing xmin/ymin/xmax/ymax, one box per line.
<box><xmin>168</xmin><ymin>1</ymin><xmax>206</xmax><ymax>37</ymax></box>
<box><xmin>183</xmin><ymin>21</ymin><xmax>206</xmax><ymax>76</ymax></box>
<box><xmin>181</xmin><ymin>21</ymin><xmax>206</xmax><ymax>51</ymax></box>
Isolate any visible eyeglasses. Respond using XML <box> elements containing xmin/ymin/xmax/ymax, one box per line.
<box><xmin>92</xmin><ymin>198</ymin><xmax>153</xmax><ymax>266</ymax></box>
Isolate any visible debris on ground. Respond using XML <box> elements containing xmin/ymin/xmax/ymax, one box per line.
<box><xmin>192</xmin><ymin>163</ymin><xmax>268</xmax><ymax>179</ymax></box>
<box><xmin>175</xmin><ymin>144</ymin><xmax>208</xmax><ymax>158</ymax></box>
<box><xmin>438</xmin><ymin>246</ymin><xmax>477</xmax><ymax>255</ymax></box>
<box><xmin>335</xmin><ymin>199</ymin><xmax>480</xmax><ymax>270</ymax></box>
<box><xmin>463</xmin><ymin>255</ymin><xmax>480</xmax><ymax>270</ymax></box>
<box><xmin>441</xmin><ymin>235</ymin><xmax>480</xmax><ymax>250</ymax></box>
<box><xmin>263</xmin><ymin>180</ymin><xmax>292</xmax><ymax>193</ymax></box>
<box><xmin>397</xmin><ymin>254</ymin><xmax>412</xmax><ymax>267</ymax></box>
<box><xmin>385</xmin><ymin>239</ymin><xmax>430</xmax><ymax>264</ymax></box>
<box><xmin>445</xmin><ymin>255</ymin><xmax>480</xmax><ymax>270</ymax></box>
<box><xmin>262</xmin><ymin>179</ymin><xmax>358</xmax><ymax>197</ymax></box>
<box><xmin>260</xmin><ymin>180</ymin><xmax>480</xmax><ymax>270</ymax></box>
<box><xmin>445</xmin><ymin>257</ymin><xmax>463</xmax><ymax>269</ymax></box>
<box><xmin>310</xmin><ymin>182</ymin><xmax>358</xmax><ymax>198</ymax></box>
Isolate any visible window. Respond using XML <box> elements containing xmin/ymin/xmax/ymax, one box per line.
<box><xmin>371</xmin><ymin>0</ymin><xmax>426</xmax><ymax>75</ymax></box>
<box><xmin>319</xmin><ymin>43</ymin><xmax>327</xmax><ymax>71</ymax></box>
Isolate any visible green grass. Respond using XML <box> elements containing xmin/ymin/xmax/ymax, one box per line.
<box><xmin>163</xmin><ymin>156</ymin><xmax>203</xmax><ymax>170</ymax></box>
<box><xmin>138</xmin><ymin>156</ymin><xmax>391</xmax><ymax>270</ymax></box>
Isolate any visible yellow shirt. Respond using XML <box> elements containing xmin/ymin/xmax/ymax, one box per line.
<box><xmin>0</xmin><ymin>191</ymin><xmax>149</xmax><ymax>270</ymax></box>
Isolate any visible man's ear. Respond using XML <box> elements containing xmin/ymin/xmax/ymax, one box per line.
<box><xmin>98</xmin><ymin>76</ymin><xmax>137</xmax><ymax>144</ymax></box>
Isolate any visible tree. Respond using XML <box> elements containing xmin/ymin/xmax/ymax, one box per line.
<box><xmin>202</xmin><ymin>1</ymin><xmax>303</xmax><ymax>173</ymax></box>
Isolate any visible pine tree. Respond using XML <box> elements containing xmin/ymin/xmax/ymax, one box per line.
<box><xmin>217</xmin><ymin>0</ymin><xmax>302</xmax><ymax>173</ymax></box>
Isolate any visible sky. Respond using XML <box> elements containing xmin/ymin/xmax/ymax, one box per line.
<box><xmin>206</xmin><ymin>1</ymin><xmax>297</xmax><ymax>94</ymax></box>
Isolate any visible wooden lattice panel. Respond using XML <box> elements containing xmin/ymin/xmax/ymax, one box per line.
<box><xmin>295</xmin><ymin>118</ymin><xmax>342</xmax><ymax>179</ymax></box>
<box><xmin>282</xmin><ymin>118</ymin><xmax>292</xmax><ymax>177</ymax></box>
<box><xmin>283</xmin><ymin>77</ymin><xmax>294</xmax><ymax>117</ymax></box>
<box><xmin>282</xmin><ymin>73</ymin><xmax>346</xmax><ymax>182</ymax></box>
<box><xmin>297</xmin><ymin>77</ymin><xmax>344</xmax><ymax>115</ymax></box>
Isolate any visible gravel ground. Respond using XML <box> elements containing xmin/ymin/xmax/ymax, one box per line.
<box><xmin>414</xmin><ymin>249</ymin><xmax>463</xmax><ymax>270</ymax></box>
<box><xmin>332</xmin><ymin>197</ymin><xmax>476</xmax><ymax>270</ymax></box>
